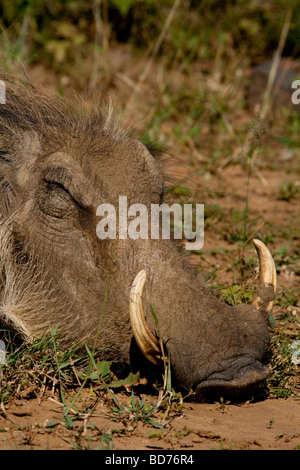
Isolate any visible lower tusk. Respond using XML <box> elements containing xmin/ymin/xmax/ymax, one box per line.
<box><xmin>129</xmin><ymin>270</ymin><xmax>163</xmax><ymax>366</ymax></box>
<box><xmin>252</xmin><ymin>239</ymin><xmax>277</xmax><ymax>314</ymax></box>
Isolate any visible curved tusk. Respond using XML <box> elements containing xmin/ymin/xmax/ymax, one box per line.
<box><xmin>252</xmin><ymin>239</ymin><xmax>277</xmax><ymax>314</ymax></box>
<box><xmin>129</xmin><ymin>270</ymin><xmax>163</xmax><ymax>366</ymax></box>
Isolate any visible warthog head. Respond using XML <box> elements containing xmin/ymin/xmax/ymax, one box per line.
<box><xmin>0</xmin><ymin>73</ymin><xmax>276</xmax><ymax>400</ymax></box>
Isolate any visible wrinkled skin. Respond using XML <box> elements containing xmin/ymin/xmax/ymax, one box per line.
<box><xmin>0</xmin><ymin>73</ymin><xmax>273</xmax><ymax>401</ymax></box>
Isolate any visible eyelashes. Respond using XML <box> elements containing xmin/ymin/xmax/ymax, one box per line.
<box><xmin>45</xmin><ymin>179</ymin><xmax>72</xmax><ymax>198</ymax></box>
<box><xmin>40</xmin><ymin>179</ymin><xmax>76</xmax><ymax>219</ymax></box>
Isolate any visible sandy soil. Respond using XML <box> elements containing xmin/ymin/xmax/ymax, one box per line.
<box><xmin>0</xmin><ymin>391</ymin><xmax>299</xmax><ymax>450</ymax></box>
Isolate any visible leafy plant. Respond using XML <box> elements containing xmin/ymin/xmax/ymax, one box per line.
<box><xmin>267</xmin><ymin>332</ymin><xmax>300</xmax><ymax>398</ymax></box>
<box><xmin>108</xmin><ymin>390</ymin><xmax>165</xmax><ymax>430</ymax></box>
<box><xmin>220</xmin><ymin>284</ymin><xmax>253</xmax><ymax>306</ymax></box>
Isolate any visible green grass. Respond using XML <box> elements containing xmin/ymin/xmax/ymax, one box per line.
<box><xmin>0</xmin><ymin>323</ymin><xmax>186</xmax><ymax>448</ymax></box>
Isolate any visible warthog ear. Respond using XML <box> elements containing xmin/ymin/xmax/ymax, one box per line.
<box><xmin>0</xmin><ymin>128</ymin><xmax>40</xmax><ymax>216</ymax></box>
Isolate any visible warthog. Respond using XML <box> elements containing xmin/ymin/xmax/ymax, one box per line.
<box><xmin>0</xmin><ymin>72</ymin><xmax>276</xmax><ymax>400</ymax></box>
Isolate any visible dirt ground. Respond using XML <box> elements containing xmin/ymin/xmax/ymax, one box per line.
<box><xmin>0</xmin><ymin>392</ymin><xmax>298</xmax><ymax>450</ymax></box>
<box><xmin>0</xmin><ymin>48</ymin><xmax>299</xmax><ymax>450</ymax></box>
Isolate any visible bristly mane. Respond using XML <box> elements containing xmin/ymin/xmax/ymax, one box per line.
<box><xmin>0</xmin><ymin>71</ymin><xmax>127</xmax><ymax>142</ymax></box>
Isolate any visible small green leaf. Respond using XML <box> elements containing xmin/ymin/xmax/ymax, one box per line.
<box><xmin>109</xmin><ymin>372</ymin><xmax>139</xmax><ymax>389</ymax></box>
<box><xmin>150</xmin><ymin>304</ymin><xmax>159</xmax><ymax>327</ymax></box>
<box><xmin>146</xmin><ymin>418</ymin><xmax>165</xmax><ymax>430</ymax></box>
<box><xmin>90</xmin><ymin>371</ymin><xmax>99</xmax><ymax>380</ymax></box>
<box><xmin>45</xmin><ymin>421</ymin><xmax>59</xmax><ymax>428</ymax></box>
<box><xmin>130</xmin><ymin>391</ymin><xmax>135</xmax><ymax>411</ymax></box>
<box><xmin>96</xmin><ymin>360</ymin><xmax>112</xmax><ymax>379</ymax></box>
<box><xmin>268</xmin><ymin>312</ymin><xmax>276</xmax><ymax>329</ymax></box>
<box><xmin>166</xmin><ymin>364</ymin><xmax>172</xmax><ymax>393</ymax></box>
<box><xmin>63</xmin><ymin>410</ymin><xmax>74</xmax><ymax>429</ymax></box>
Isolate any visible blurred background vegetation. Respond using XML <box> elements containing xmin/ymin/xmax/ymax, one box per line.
<box><xmin>1</xmin><ymin>0</ymin><xmax>300</xmax><ymax>84</ymax></box>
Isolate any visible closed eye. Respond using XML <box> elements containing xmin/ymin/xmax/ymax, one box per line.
<box><xmin>38</xmin><ymin>178</ymin><xmax>79</xmax><ymax>220</ymax></box>
<box><xmin>45</xmin><ymin>179</ymin><xmax>72</xmax><ymax>198</ymax></box>
<box><xmin>42</xmin><ymin>166</ymin><xmax>89</xmax><ymax>212</ymax></box>
<box><xmin>44</xmin><ymin>178</ymin><xmax>84</xmax><ymax>210</ymax></box>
